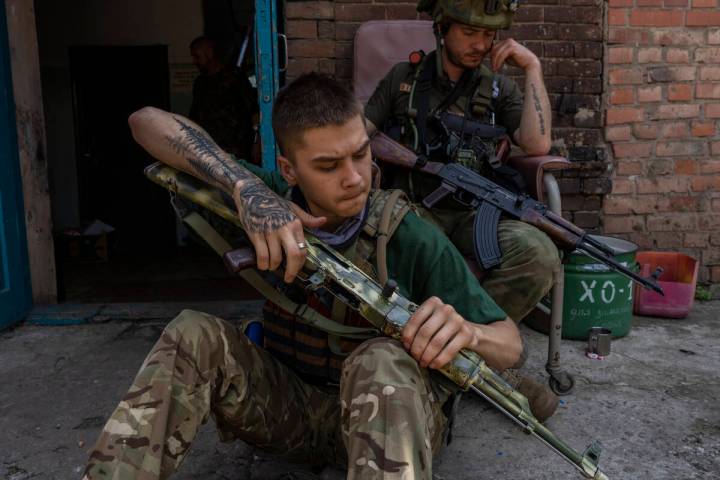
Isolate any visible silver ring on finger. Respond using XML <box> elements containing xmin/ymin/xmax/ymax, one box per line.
<box><xmin>297</xmin><ymin>241</ymin><xmax>308</xmax><ymax>250</ymax></box>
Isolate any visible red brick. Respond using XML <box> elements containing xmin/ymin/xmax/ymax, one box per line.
<box><xmin>661</xmin><ymin>122</ymin><xmax>690</xmax><ymax>138</ymax></box>
<box><xmin>668</xmin><ymin>83</ymin><xmax>693</xmax><ymax>101</ymax></box>
<box><xmin>692</xmin><ymin>121</ymin><xmax>716</xmax><ymax>136</ymax></box>
<box><xmin>630</xmin><ymin>10</ymin><xmax>684</xmax><ymax>26</ymax></box>
<box><xmin>652</xmin><ymin>30</ymin><xmax>705</xmax><ymax>46</ymax></box>
<box><xmin>638</xmin><ymin>86</ymin><xmax>662</xmax><ymax>102</ymax></box>
<box><xmin>609</xmin><ymin>28</ymin><xmax>652</xmax><ymax>45</ymax></box>
<box><xmin>691</xmin><ymin>176</ymin><xmax>720</xmax><ymax>191</ymax></box>
<box><xmin>335</xmin><ymin>4</ymin><xmax>385</xmax><ymax>22</ymax></box>
<box><xmin>636</xmin><ymin>176</ymin><xmax>691</xmax><ymax>193</ymax></box>
<box><xmin>637</xmin><ymin>0</ymin><xmax>662</xmax><ymax>4</ymax></box>
<box><xmin>687</xmin><ymin>11</ymin><xmax>720</xmax><ymax>26</ymax></box>
<box><xmin>386</xmin><ymin>4</ymin><xmax>419</xmax><ymax>20</ymax></box>
<box><xmin>609</xmin><ymin>68</ymin><xmax>644</xmax><ymax>84</ymax></box>
<box><xmin>667</xmin><ymin>48</ymin><xmax>690</xmax><ymax>63</ymax></box>
<box><xmin>612</xmin><ymin>177</ymin><xmax>635</xmax><ymax>194</ymax></box>
<box><xmin>710</xmin><ymin>29</ymin><xmax>720</xmax><ymax>45</ymax></box>
<box><xmin>605</xmin><ymin>194</ymin><xmax>668</xmax><ymax>214</ymax></box>
<box><xmin>700</xmin><ymin>67</ymin><xmax>720</xmax><ymax>80</ymax></box>
<box><xmin>608</xmin><ymin>0</ymin><xmax>633</xmax><ymax>5</ymax></box>
<box><xmin>317</xmin><ymin>20</ymin><xmax>335</xmax><ymax>39</ymax></box>
<box><xmin>647</xmin><ymin>66</ymin><xmax>697</xmax><ymax>82</ymax></box>
<box><xmin>647</xmin><ymin>214</ymin><xmax>696</xmax><ymax>232</ymax></box>
<box><xmin>287</xmin><ymin>20</ymin><xmax>318</xmax><ymax>39</ymax></box>
<box><xmin>665</xmin><ymin>0</ymin><xmax>688</xmax><ymax>5</ymax></box>
<box><xmin>657</xmin><ymin>141</ymin><xmax>707</xmax><ymax>156</ymax></box>
<box><xmin>288</xmin><ymin>39</ymin><xmax>335</xmax><ymax>58</ymax></box>
<box><xmin>697</xmin><ymin>83</ymin><xmax>720</xmax><ymax>98</ymax></box>
<box><xmin>638</xmin><ymin>48</ymin><xmax>662</xmax><ymax>63</ymax></box>
<box><xmin>685</xmin><ymin>233</ymin><xmax>710</xmax><ymax>248</ymax></box>
<box><xmin>558</xmin><ymin>25</ymin><xmax>602</xmax><ymax>41</ymax></box>
<box><xmin>610</xmin><ymin>87</ymin><xmax>635</xmax><ymax>104</ymax></box>
<box><xmin>700</xmin><ymin>214</ymin><xmax>720</xmax><ymax>229</ymax></box>
<box><xmin>605</xmin><ymin>125</ymin><xmax>633</xmax><ymax>141</ymax></box>
<box><xmin>617</xmin><ymin>160</ymin><xmax>645</xmax><ymax>175</ymax></box>
<box><xmin>700</xmin><ymin>160</ymin><xmax>720</xmax><ymax>173</ymax></box>
<box><xmin>609</xmin><ymin>47</ymin><xmax>634</xmax><ymax>64</ymax></box>
<box><xmin>634</xmin><ymin>124</ymin><xmax>659</xmax><ymax>139</ymax></box>
<box><xmin>653</xmin><ymin>104</ymin><xmax>701</xmax><ymax>119</ymax></box>
<box><xmin>675</xmin><ymin>158</ymin><xmax>698</xmax><ymax>175</ymax></box>
<box><xmin>607</xmin><ymin>108</ymin><xmax>645</xmax><ymax>124</ymax></box>
<box><xmin>696</xmin><ymin>48</ymin><xmax>720</xmax><ymax>63</ymax></box>
<box><xmin>286</xmin><ymin>2</ymin><xmax>334</xmax><ymax>20</ymax></box>
<box><xmin>692</xmin><ymin>0</ymin><xmax>716</xmax><ymax>5</ymax></box>
<box><xmin>603</xmin><ymin>215</ymin><xmax>645</xmax><ymax>233</ymax></box>
<box><xmin>713</xmin><ymin>141</ymin><xmax>720</xmax><ymax>155</ymax></box>
<box><xmin>608</xmin><ymin>9</ymin><xmax>628</xmax><ymax>26</ymax></box>
<box><xmin>334</xmin><ymin>22</ymin><xmax>359</xmax><ymax>40</ymax></box>
<box><xmin>711</xmin><ymin>266</ymin><xmax>720</xmax><ymax>283</ymax></box>
<box><xmin>706</xmin><ymin>104</ymin><xmax>720</xmax><ymax>117</ymax></box>
<box><xmin>613</xmin><ymin>142</ymin><xmax>653</xmax><ymax>158</ymax></box>
<box><xmin>286</xmin><ymin>58</ymin><xmax>319</xmax><ymax>77</ymax></box>
<box><xmin>671</xmin><ymin>195</ymin><xmax>701</xmax><ymax>212</ymax></box>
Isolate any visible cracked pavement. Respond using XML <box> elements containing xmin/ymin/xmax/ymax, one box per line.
<box><xmin>1</xmin><ymin>301</ymin><xmax>719</xmax><ymax>480</ymax></box>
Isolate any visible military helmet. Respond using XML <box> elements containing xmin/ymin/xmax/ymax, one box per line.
<box><xmin>417</xmin><ymin>0</ymin><xmax>519</xmax><ymax>30</ymax></box>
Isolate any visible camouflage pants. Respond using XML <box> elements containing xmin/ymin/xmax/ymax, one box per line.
<box><xmin>417</xmin><ymin>207</ymin><xmax>561</xmax><ymax>323</ymax></box>
<box><xmin>83</xmin><ymin>310</ymin><xmax>450</xmax><ymax>480</ymax></box>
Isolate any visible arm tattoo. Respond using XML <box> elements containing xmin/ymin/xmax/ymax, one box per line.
<box><xmin>530</xmin><ymin>84</ymin><xmax>546</xmax><ymax>136</ymax></box>
<box><xmin>165</xmin><ymin>117</ymin><xmax>295</xmax><ymax>233</ymax></box>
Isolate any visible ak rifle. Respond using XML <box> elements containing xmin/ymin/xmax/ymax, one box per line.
<box><xmin>370</xmin><ymin>131</ymin><xmax>664</xmax><ymax>296</ymax></box>
<box><xmin>224</xmin><ymin>237</ymin><xmax>610</xmax><ymax>480</ymax></box>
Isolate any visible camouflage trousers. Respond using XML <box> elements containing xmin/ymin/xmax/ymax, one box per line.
<box><xmin>417</xmin><ymin>207</ymin><xmax>561</xmax><ymax>323</ymax></box>
<box><xmin>83</xmin><ymin>310</ymin><xmax>450</xmax><ymax>480</ymax></box>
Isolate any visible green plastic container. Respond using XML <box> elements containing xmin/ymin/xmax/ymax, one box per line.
<box><xmin>528</xmin><ymin>235</ymin><xmax>638</xmax><ymax>340</ymax></box>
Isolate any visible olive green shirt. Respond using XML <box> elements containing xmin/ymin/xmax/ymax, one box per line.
<box><xmin>237</xmin><ymin>158</ymin><xmax>507</xmax><ymax>325</ymax></box>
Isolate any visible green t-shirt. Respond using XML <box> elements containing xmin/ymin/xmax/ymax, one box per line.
<box><xmin>235</xmin><ymin>157</ymin><xmax>506</xmax><ymax>325</ymax></box>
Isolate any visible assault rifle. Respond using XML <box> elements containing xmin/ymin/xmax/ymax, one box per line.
<box><xmin>370</xmin><ymin>131</ymin><xmax>664</xmax><ymax>296</ymax></box>
<box><xmin>223</xmin><ymin>236</ymin><xmax>610</xmax><ymax>480</ymax></box>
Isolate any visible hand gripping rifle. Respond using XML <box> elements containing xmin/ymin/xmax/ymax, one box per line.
<box><xmin>224</xmin><ymin>236</ymin><xmax>610</xmax><ymax>480</ymax></box>
<box><xmin>144</xmin><ymin>163</ymin><xmax>609</xmax><ymax>479</ymax></box>
<box><xmin>370</xmin><ymin>131</ymin><xmax>664</xmax><ymax>296</ymax></box>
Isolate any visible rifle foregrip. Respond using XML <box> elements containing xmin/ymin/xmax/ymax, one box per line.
<box><xmin>473</xmin><ymin>203</ymin><xmax>503</xmax><ymax>270</ymax></box>
<box><xmin>223</xmin><ymin>248</ymin><xmax>257</xmax><ymax>273</ymax></box>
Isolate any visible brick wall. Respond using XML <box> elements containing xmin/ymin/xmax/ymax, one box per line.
<box><xmin>286</xmin><ymin>0</ymin><xmax>608</xmax><ymax>229</ymax></box>
<box><xmin>605</xmin><ymin>1</ymin><xmax>720</xmax><ymax>284</ymax></box>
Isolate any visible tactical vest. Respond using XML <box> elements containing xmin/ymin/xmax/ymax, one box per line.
<box><xmin>401</xmin><ymin>51</ymin><xmax>525</xmax><ymax>193</ymax></box>
<box><xmin>262</xmin><ymin>189</ymin><xmax>413</xmax><ymax>384</ymax></box>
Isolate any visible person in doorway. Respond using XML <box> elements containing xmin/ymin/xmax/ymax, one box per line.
<box><xmin>82</xmin><ymin>73</ymin><xmax>523</xmax><ymax>480</ymax></box>
<box><xmin>189</xmin><ymin>36</ymin><xmax>257</xmax><ymax>162</ymax></box>
<box><xmin>364</xmin><ymin>0</ymin><xmax>560</xmax><ymax>419</ymax></box>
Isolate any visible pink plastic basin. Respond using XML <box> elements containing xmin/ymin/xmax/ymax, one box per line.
<box><xmin>633</xmin><ymin>252</ymin><xmax>699</xmax><ymax>319</ymax></box>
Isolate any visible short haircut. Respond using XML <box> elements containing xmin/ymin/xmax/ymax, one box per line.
<box><xmin>189</xmin><ymin>36</ymin><xmax>216</xmax><ymax>51</ymax></box>
<box><xmin>272</xmin><ymin>72</ymin><xmax>364</xmax><ymax>158</ymax></box>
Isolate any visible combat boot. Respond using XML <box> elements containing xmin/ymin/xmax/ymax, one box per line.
<box><xmin>501</xmin><ymin>369</ymin><xmax>559</xmax><ymax>423</ymax></box>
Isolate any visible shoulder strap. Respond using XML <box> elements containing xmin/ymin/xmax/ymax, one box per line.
<box><xmin>471</xmin><ymin>65</ymin><xmax>496</xmax><ymax>118</ymax></box>
<box><xmin>361</xmin><ymin>189</ymin><xmax>413</xmax><ymax>284</ymax></box>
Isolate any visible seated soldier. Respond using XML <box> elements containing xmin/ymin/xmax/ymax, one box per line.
<box><xmin>82</xmin><ymin>73</ymin><xmax>522</xmax><ymax>480</ymax></box>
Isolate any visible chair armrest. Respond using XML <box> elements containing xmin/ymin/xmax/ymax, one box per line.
<box><xmin>506</xmin><ymin>155</ymin><xmax>574</xmax><ymax>203</ymax></box>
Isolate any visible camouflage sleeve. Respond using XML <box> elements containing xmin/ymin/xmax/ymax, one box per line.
<box><xmin>386</xmin><ymin>212</ymin><xmax>507</xmax><ymax>325</ymax></box>
<box><xmin>494</xmin><ymin>75</ymin><xmax>524</xmax><ymax>142</ymax></box>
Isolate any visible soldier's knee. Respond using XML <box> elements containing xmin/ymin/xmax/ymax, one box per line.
<box><xmin>165</xmin><ymin>309</ymin><xmax>223</xmax><ymax>344</ymax></box>
<box><xmin>502</xmin><ymin>221</ymin><xmax>560</xmax><ymax>273</ymax></box>
<box><xmin>343</xmin><ymin>338</ymin><xmax>421</xmax><ymax>384</ymax></box>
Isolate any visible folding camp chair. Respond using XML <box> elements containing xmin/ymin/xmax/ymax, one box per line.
<box><xmin>354</xmin><ymin>20</ymin><xmax>575</xmax><ymax>394</ymax></box>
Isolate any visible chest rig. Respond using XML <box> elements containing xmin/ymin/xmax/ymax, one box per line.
<box><xmin>262</xmin><ymin>189</ymin><xmax>413</xmax><ymax>384</ymax></box>
<box><xmin>402</xmin><ymin>51</ymin><xmax>525</xmax><ymax>193</ymax></box>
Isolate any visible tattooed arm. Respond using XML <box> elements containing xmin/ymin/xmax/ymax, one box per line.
<box><xmin>489</xmin><ymin>39</ymin><xmax>552</xmax><ymax>156</ymax></box>
<box><xmin>128</xmin><ymin>107</ymin><xmax>325</xmax><ymax>282</ymax></box>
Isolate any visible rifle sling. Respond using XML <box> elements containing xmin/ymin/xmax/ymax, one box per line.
<box><xmin>181</xmin><ymin>211</ymin><xmax>376</xmax><ymax>339</ymax></box>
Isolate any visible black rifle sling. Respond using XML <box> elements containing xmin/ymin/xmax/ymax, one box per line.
<box><xmin>412</xmin><ymin>50</ymin><xmax>474</xmax><ymax>154</ymax></box>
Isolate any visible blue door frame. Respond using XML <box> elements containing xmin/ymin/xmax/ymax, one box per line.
<box><xmin>254</xmin><ymin>0</ymin><xmax>280</xmax><ymax>171</ymax></box>
<box><xmin>0</xmin><ymin>0</ymin><xmax>32</xmax><ymax>329</ymax></box>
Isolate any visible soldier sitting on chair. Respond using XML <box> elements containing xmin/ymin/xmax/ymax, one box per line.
<box><xmin>82</xmin><ymin>73</ymin><xmax>522</xmax><ymax>480</ymax></box>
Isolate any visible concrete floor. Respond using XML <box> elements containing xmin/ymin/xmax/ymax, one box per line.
<box><xmin>1</xmin><ymin>301</ymin><xmax>719</xmax><ymax>480</ymax></box>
